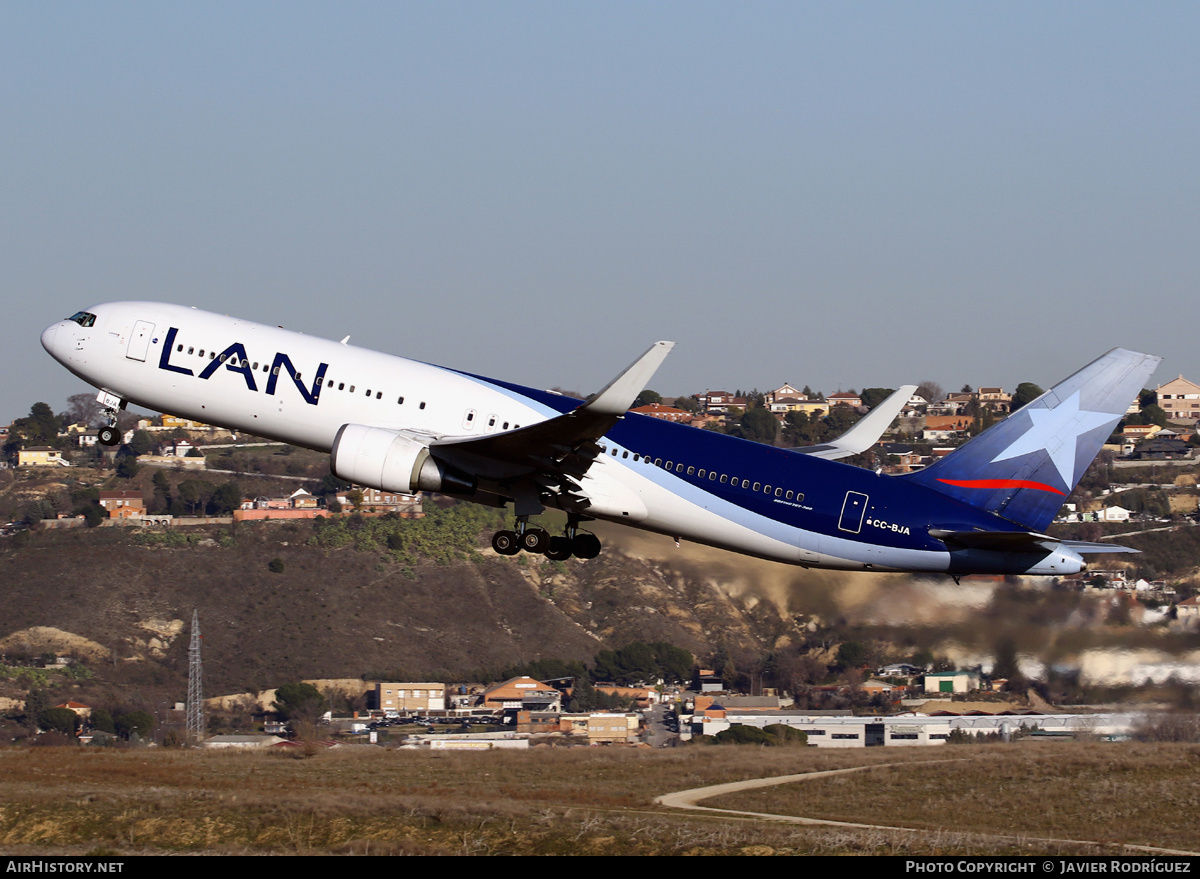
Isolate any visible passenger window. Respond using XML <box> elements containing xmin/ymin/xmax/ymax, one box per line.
<box><xmin>764</xmin><ymin>485</ymin><xmax>771</xmax><ymax>494</ymax></box>
<box><xmin>273</xmin><ymin>367</ymin><xmax>280</xmax><ymax>375</ymax></box>
<box><xmin>753</xmin><ymin>482</ymin><xmax>761</xmax><ymax>491</ymax></box>
<box><xmin>785</xmin><ymin>490</ymin><xmax>793</xmax><ymax>499</ymax></box>
<box><xmin>622</xmin><ymin>451</ymin><xmax>629</xmax><ymax>459</ymax></box>
<box><xmin>709</xmin><ymin>472</ymin><xmax>716</xmax><ymax>480</ymax></box>
<box><xmin>198</xmin><ymin>350</ymin><xmax>204</xmax><ymax>357</ymax></box>
<box><xmin>775</xmin><ymin>487</ymin><xmax>782</xmax><ymax>496</ymax></box>
<box><xmin>189</xmin><ymin>347</ymin><xmax>194</xmax><ymax>355</ymax></box>
<box><xmin>698</xmin><ymin>469</ymin><xmax>705</xmax><ymax>478</ymax></box>
<box><xmin>720</xmin><ymin>474</ymin><xmax>727</xmax><ymax>483</ymax></box>
<box><xmin>339</xmin><ymin>383</ymin><xmax>345</xmax><ymax>390</ymax></box>
<box><xmin>177</xmin><ymin>344</ymin><xmax>183</xmax><ymax>352</ymax></box>
<box><xmin>741</xmin><ymin>479</ymin><xmax>749</xmax><ymax>488</ymax></box>
<box><xmin>665</xmin><ymin>461</ymin><xmax>673</xmax><ymax>469</ymax></box>
<box><xmin>419</xmin><ymin>402</ymin><xmax>426</xmax><ymax>409</ymax></box>
<box><xmin>676</xmin><ymin>464</ymin><xmax>684</xmax><ymax>473</ymax></box>
<box><xmin>796</xmin><ymin>493</ymin><xmax>805</xmax><ymax>503</ymax></box>
<box><xmin>655</xmin><ymin>458</ymin><xmax>662</xmax><ymax>466</ymax></box>
<box><xmin>686</xmin><ymin>466</ymin><xmax>695</xmax><ymax>475</ymax></box>
<box><xmin>376</xmin><ymin>392</ymin><xmax>382</xmax><ymax>399</ymax></box>
<box><xmin>398</xmin><ymin>397</ymin><xmax>404</xmax><ymax>404</ymax></box>
<box><xmin>350</xmin><ymin>385</ymin><xmax>355</xmax><ymax>392</ymax></box>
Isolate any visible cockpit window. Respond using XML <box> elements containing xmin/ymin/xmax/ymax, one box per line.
<box><xmin>68</xmin><ymin>311</ymin><xmax>96</xmax><ymax>327</ymax></box>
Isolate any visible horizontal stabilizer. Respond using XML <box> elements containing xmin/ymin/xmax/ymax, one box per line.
<box><xmin>795</xmin><ymin>385</ymin><xmax>917</xmax><ymax>460</ymax></box>
<box><xmin>1061</xmin><ymin>540</ymin><xmax>1140</xmax><ymax>554</ymax></box>
<box><xmin>930</xmin><ymin>529</ymin><xmax>1139</xmax><ymax>555</ymax></box>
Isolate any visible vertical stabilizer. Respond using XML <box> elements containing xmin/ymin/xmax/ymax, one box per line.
<box><xmin>902</xmin><ymin>348</ymin><xmax>1160</xmax><ymax>531</ymax></box>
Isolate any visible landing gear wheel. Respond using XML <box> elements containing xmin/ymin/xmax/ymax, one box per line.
<box><xmin>571</xmin><ymin>533</ymin><xmax>602</xmax><ymax>560</ymax></box>
<box><xmin>97</xmin><ymin>426</ymin><xmax>120</xmax><ymax>447</ymax></box>
<box><xmin>520</xmin><ymin>528</ymin><xmax>549</xmax><ymax>554</ymax></box>
<box><xmin>491</xmin><ymin>530</ymin><xmax>520</xmax><ymax>555</ymax></box>
<box><xmin>544</xmin><ymin>536</ymin><xmax>572</xmax><ymax>560</ymax></box>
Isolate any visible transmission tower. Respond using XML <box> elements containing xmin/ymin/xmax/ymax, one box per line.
<box><xmin>186</xmin><ymin>609</ymin><xmax>204</xmax><ymax>745</ymax></box>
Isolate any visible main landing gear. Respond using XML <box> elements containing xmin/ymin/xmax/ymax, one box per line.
<box><xmin>490</xmin><ymin>516</ymin><xmax>601</xmax><ymax>560</ymax></box>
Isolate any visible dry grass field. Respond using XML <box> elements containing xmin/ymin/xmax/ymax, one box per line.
<box><xmin>0</xmin><ymin>740</ymin><xmax>1196</xmax><ymax>856</ymax></box>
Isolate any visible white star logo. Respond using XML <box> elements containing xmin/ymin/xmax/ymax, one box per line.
<box><xmin>989</xmin><ymin>391</ymin><xmax>1116</xmax><ymax>488</ymax></box>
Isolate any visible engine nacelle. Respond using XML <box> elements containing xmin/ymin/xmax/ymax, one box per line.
<box><xmin>330</xmin><ymin>424</ymin><xmax>475</xmax><ymax>496</ymax></box>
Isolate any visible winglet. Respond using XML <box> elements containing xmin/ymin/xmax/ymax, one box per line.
<box><xmin>584</xmin><ymin>341</ymin><xmax>675</xmax><ymax>416</ymax></box>
<box><xmin>795</xmin><ymin>384</ymin><xmax>917</xmax><ymax>460</ymax></box>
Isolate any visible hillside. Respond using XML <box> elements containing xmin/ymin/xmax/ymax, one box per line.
<box><xmin>0</xmin><ymin>513</ymin><xmax>819</xmax><ymax>695</ymax></box>
<box><xmin>3</xmin><ymin>459</ymin><xmax>1200</xmax><ymax>709</ymax></box>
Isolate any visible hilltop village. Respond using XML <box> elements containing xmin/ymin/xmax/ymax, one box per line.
<box><xmin>5</xmin><ymin>372</ymin><xmax>1199</xmax><ymax>525</ymax></box>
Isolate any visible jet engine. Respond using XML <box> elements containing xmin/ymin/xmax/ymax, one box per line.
<box><xmin>330</xmin><ymin>424</ymin><xmax>476</xmax><ymax>495</ymax></box>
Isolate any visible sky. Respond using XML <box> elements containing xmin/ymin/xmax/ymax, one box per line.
<box><xmin>3</xmin><ymin>2</ymin><xmax>1197</xmax><ymax>424</ymax></box>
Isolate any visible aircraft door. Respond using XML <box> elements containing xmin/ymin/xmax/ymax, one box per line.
<box><xmin>838</xmin><ymin>491</ymin><xmax>868</xmax><ymax>534</ymax></box>
<box><xmin>127</xmin><ymin>321</ymin><xmax>155</xmax><ymax>362</ymax></box>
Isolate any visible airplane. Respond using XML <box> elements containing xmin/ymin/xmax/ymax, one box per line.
<box><xmin>41</xmin><ymin>302</ymin><xmax>1160</xmax><ymax>578</ymax></box>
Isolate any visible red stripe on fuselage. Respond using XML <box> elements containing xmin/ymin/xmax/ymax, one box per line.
<box><xmin>936</xmin><ymin>478</ymin><xmax>1065</xmax><ymax>495</ymax></box>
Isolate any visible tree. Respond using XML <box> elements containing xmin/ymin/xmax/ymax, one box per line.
<box><xmin>273</xmin><ymin>682</ymin><xmax>324</xmax><ymax>722</ymax></box>
<box><xmin>115</xmin><ymin>711</ymin><xmax>155</xmax><ymax>740</ymax></box>
<box><xmin>177</xmin><ymin>479</ymin><xmax>214</xmax><ymax>515</ymax></box>
<box><xmin>65</xmin><ymin>392</ymin><xmax>103</xmax><ymax>426</ymax></box>
<box><xmin>90</xmin><ymin>708</ymin><xmax>117</xmax><ymax>734</ymax></box>
<box><xmin>915</xmin><ymin>381</ymin><xmax>944</xmax><ymax>405</ymax></box>
<box><xmin>632</xmin><ymin>389</ymin><xmax>662</xmax><ymax>408</ymax></box>
<box><xmin>115</xmin><ymin>454</ymin><xmax>140</xmax><ymax>479</ymax></box>
<box><xmin>210</xmin><ymin>480</ymin><xmax>243</xmax><ymax>515</ymax></box>
<box><xmin>38</xmin><ymin>707</ymin><xmax>80</xmax><ymax>736</ymax></box>
<box><xmin>23</xmin><ymin>689</ymin><xmax>52</xmax><ymax>732</ymax></box>
<box><xmin>128</xmin><ymin>430</ymin><xmax>157</xmax><ymax>456</ymax></box>
<box><xmin>1011</xmin><ymin>382</ymin><xmax>1045</xmax><ymax>411</ymax></box>
<box><xmin>727</xmin><ymin>407</ymin><xmax>778</xmax><ymax>445</ymax></box>
<box><xmin>1139</xmin><ymin>404</ymin><xmax>1169</xmax><ymax>427</ymax></box>
<box><xmin>860</xmin><ymin>388</ymin><xmax>895</xmax><ymax>410</ymax></box>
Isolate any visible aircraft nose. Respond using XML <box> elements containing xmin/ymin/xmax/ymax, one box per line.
<box><xmin>41</xmin><ymin>323</ymin><xmax>60</xmax><ymax>358</ymax></box>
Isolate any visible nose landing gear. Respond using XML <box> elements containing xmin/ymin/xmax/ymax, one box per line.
<box><xmin>95</xmin><ymin>392</ymin><xmax>127</xmax><ymax>446</ymax></box>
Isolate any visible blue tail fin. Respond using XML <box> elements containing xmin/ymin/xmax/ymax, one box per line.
<box><xmin>902</xmin><ymin>348</ymin><xmax>1161</xmax><ymax>531</ymax></box>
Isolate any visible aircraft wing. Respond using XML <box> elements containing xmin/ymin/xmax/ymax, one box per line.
<box><xmin>428</xmin><ymin>341</ymin><xmax>675</xmax><ymax>494</ymax></box>
<box><xmin>792</xmin><ymin>384</ymin><xmax>917</xmax><ymax>460</ymax></box>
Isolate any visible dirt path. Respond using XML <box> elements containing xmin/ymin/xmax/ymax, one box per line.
<box><xmin>653</xmin><ymin>761</ymin><xmax>1199</xmax><ymax>855</ymax></box>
